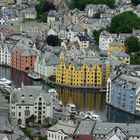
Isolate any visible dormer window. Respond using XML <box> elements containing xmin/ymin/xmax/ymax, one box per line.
<box><xmin>21</xmin><ymin>95</ymin><xmax>25</xmax><ymax>98</ymax></box>
<box><xmin>30</xmin><ymin>95</ymin><xmax>33</xmax><ymax>98</ymax></box>
<box><xmin>22</xmin><ymin>100</ymin><xmax>25</xmax><ymax>103</ymax></box>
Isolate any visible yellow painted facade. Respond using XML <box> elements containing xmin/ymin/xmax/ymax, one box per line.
<box><xmin>6</xmin><ymin>0</ymin><xmax>15</xmax><ymax>4</ymax></box>
<box><xmin>108</xmin><ymin>45</ymin><xmax>127</xmax><ymax>53</ymax></box>
<box><xmin>56</xmin><ymin>53</ymin><xmax>110</xmax><ymax>88</ymax></box>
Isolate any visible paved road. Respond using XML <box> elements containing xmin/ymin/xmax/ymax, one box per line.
<box><xmin>0</xmin><ymin>91</ymin><xmax>24</xmax><ymax>137</ymax></box>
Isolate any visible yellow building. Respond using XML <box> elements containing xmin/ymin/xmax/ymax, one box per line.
<box><xmin>6</xmin><ymin>0</ymin><xmax>15</xmax><ymax>4</ymax></box>
<box><xmin>108</xmin><ymin>41</ymin><xmax>127</xmax><ymax>53</ymax></box>
<box><xmin>56</xmin><ymin>52</ymin><xmax>110</xmax><ymax>89</ymax></box>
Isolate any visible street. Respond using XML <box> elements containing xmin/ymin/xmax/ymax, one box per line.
<box><xmin>0</xmin><ymin>90</ymin><xmax>25</xmax><ymax>138</ymax></box>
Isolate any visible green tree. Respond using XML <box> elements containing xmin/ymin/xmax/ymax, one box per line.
<box><xmin>109</xmin><ymin>11</ymin><xmax>140</xmax><ymax>33</ymax></box>
<box><xmin>70</xmin><ymin>0</ymin><xmax>115</xmax><ymax>10</ymax></box>
<box><xmin>26</xmin><ymin>115</ymin><xmax>36</xmax><ymax>126</ymax></box>
<box><xmin>131</xmin><ymin>0</ymin><xmax>140</xmax><ymax>6</ymax></box>
<box><xmin>93</xmin><ymin>28</ymin><xmax>106</xmax><ymax>45</ymax></box>
<box><xmin>46</xmin><ymin>35</ymin><xmax>61</xmax><ymax>46</ymax></box>
<box><xmin>125</xmin><ymin>36</ymin><xmax>140</xmax><ymax>53</ymax></box>
<box><xmin>43</xmin><ymin>117</ymin><xmax>57</xmax><ymax>127</ymax></box>
<box><xmin>35</xmin><ymin>0</ymin><xmax>55</xmax><ymax>22</ymax></box>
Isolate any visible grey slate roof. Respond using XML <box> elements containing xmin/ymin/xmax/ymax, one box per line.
<box><xmin>48</xmin><ymin>120</ymin><xmax>76</xmax><ymax>134</ymax></box>
<box><xmin>74</xmin><ymin>119</ymin><xmax>96</xmax><ymax>135</ymax></box>
<box><xmin>64</xmin><ymin>52</ymin><xmax>108</xmax><ymax>70</ymax></box>
<box><xmin>19</xmin><ymin>46</ymin><xmax>37</xmax><ymax>56</ymax></box>
<box><xmin>112</xmin><ymin>74</ymin><xmax>140</xmax><ymax>94</ymax></box>
<box><xmin>11</xmin><ymin>86</ymin><xmax>51</xmax><ymax>105</ymax></box>
<box><xmin>76</xmin><ymin>33</ymin><xmax>90</xmax><ymax>41</ymax></box>
<box><xmin>93</xmin><ymin>122</ymin><xmax>140</xmax><ymax>137</ymax></box>
<box><xmin>74</xmin><ymin>119</ymin><xmax>140</xmax><ymax>137</ymax></box>
<box><xmin>111</xmin><ymin>49</ymin><xmax>129</xmax><ymax>57</ymax></box>
<box><xmin>38</xmin><ymin>51</ymin><xmax>60</xmax><ymax>66</ymax></box>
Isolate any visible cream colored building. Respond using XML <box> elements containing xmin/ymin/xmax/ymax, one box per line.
<box><xmin>10</xmin><ymin>86</ymin><xmax>53</xmax><ymax>125</ymax></box>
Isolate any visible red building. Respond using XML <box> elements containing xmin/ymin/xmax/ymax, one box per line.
<box><xmin>11</xmin><ymin>46</ymin><xmax>37</xmax><ymax>71</ymax></box>
<box><xmin>73</xmin><ymin>135</ymin><xmax>94</xmax><ymax>140</ymax></box>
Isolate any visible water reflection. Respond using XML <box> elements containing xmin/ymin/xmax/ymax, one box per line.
<box><xmin>0</xmin><ymin>66</ymin><xmax>41</xmax><ymax>87</ymax></box>
<box><xmin>0</xmin><ymin>66</ymin><xmax>140</xmax><ymax>123</ymax></box>
<box><xmin>106</xmin><ymin>106</ymin><xmax>135</xmax><ymax>123</ymax></box>
<box><xmin>55</xmin><ymin>86</ymin><xmax>105</xmax><ymax>112</ymax></box>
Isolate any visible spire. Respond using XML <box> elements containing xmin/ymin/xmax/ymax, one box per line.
<box><xmin>60</xmin><ymin>52</ymin><xmax>64</xmax><ymax>62</ymax></box>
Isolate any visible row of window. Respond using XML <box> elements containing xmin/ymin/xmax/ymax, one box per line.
<box><xmin>48</xmin><ymin>133</ymin><xmax>66</xmax><ymax>140</ymax></box>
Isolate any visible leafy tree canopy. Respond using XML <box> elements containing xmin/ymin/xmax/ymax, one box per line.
<box><xmin>131</xmin><ymin>0</ymin><xmax>140</xmax><ymax>6</ymax></box>
<box><xmin>109</xmin><ymin>11</ymin><xmax>140</xmax><ymax>33</ymax></box>
<box><xmin>125</xmin><ymin>36</ymin><xmax>140</xmax><ymax>64</ymax></box>
<box><xmin>46</xmin><ymin>35</ymin><xmax>61</xmax><ymax>46</ymax></box>
<box><xmin>71</xmin><ymin>0</ymin><xmax>115</xmax><ymax>10</ymax></box>
<box><xmin>35</xmin><ymin>0</ymin><xmax>56</xmax><ymax>22</ymax></box>
<box><xmin>93</xmin><ymin>28</ymin><xmax>106</xmax><ymax>45</ymax></box>
<box><xmin>125</xmin><ymin>36</ymin><xmax>140</xmax><ymax>53</ymax></box>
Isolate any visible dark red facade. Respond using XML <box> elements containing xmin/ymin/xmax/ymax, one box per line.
<box><xmin>11</xmin><ymin>48</ymin><xmax>36</xmax><ymax>71</ymax></box>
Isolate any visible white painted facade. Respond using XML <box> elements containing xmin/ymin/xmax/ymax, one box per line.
<box><xmin>10</xmin><ymin>86</ymin><xmax>53</xmax><ymax>125</ymax></box>
<box><xmin>47</xmin><ymin>29</ymin><xmax>58</xmax><ymax>36</ymax></box>
<box><xmin>0</xmin><ymin>42</ymin><xmax>11</xmax><ymax>65</ymax></box>
<box><xmin>0</xmin><ymin>18</ymin><xmax>6</xmax><ymax>25</ymax></box>
<box><xmin>48</xmin><ymin>130</ymin><xmax>68</xmax><ymax>140</ymax></box>
<box><xmin>47</xmin><ymin>120</ymin><xmax>76</xmax><ymax>140</ymax></box>
<box><xmin>47</xmin><ymin>16</ymin><xmax>56</xmax><ymax>25</ymax></box>
<box><xmin>34</xmin><ymin>52</ymin><xmax>59</xmax><ymax>78</ymax></box>
<box><xmin>106</xmin><ymin>78</ymin><xmax>111</xmax><ymax>104</ymax></box>
<box><xmin>99</xmin><ymin>31</ymin><xmax>113</xmax><ymax>51</ymax></box>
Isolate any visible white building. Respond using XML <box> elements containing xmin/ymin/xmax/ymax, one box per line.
<box><xmin>10</xmin><ymin>86</ymin><xmax>53</xmax><ymax>125</ymax></box>
<box><xmin>99</xmin><ymin>30</ymin><xmax>113</xmax><ymax>51</ymax></box>
<box><xmin>34</xmin><ymin>51</ymin><xmax>60</xmax><ymax>78</ymax></box>
<box><xmin>0</xmin><ymin>17</ymin><xmax>6</xmax><ymax>25</ymax></box>
<box><xmin>24</xmin><ymin>7</ymin><xmax>37</xmax><ymax>19</ymax></box>
<box><xmin>47</xmin><ymin>120</ymin><xmax>76</xmax><ymax>140</ymax></box>
<box><xmin>0</xmin><ymin>41</ymin><xmax>12</xmax><ymax>65</ymax></box>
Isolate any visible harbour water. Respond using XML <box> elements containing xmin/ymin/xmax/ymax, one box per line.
<box><xmin>0</xmin><ymin>66</ymin><xmax>140</xmax><ymax>123</ymax></box>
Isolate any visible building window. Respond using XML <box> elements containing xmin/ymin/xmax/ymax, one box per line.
<box><xmin>19</xmin><ymin>112</ymin><xmax>21</xmax><ymax>117</ymax></box>
<box><xmin>19</xmin><ymin>107</ymin><xmax>21</xmax><ymax>109</ymax></box>
<box><xmin>25</xmin><ymin>110</ymin><xmax>30</xmax><ymax>117</ymax></box>
<box><xmin>39</xmin><ymin>97</ymin><xmax>41</xmax><ymax>101</ymax></box>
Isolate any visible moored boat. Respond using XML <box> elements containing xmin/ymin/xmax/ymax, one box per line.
<box><xmin>27</xmin><ymin>73</ymin><xmax>41</xmax><ymax>80</ymax></box>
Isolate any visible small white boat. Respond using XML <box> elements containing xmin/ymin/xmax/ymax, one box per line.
<box><xmin>76</xmin><ymin>111</ymin><xmax>100</xmax><ymax>121</ymax></box>
<box><xmin>0</xmin><ymin>77</ymin><xmax>12</xmax><ymax>85</ymax></box>
<box><xmin>27</xmin><ymin>73</ymin><xmax>41</xmax><ymax>80</ymax></box>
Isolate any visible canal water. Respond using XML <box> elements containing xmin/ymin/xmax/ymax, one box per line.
<box><xmin>1</xmin><ymin>66</ymin><xmax>140</xmax><ymax>123</ymax></box>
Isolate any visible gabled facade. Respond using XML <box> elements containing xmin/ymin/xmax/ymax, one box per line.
<box><xmin>34</xmin><ymin>51</ymin><xmax>60</xmax><ymax>78</ymax></box>
<box><xmin>74</xmin><ymin>33</ymin><xmax>90</xmax><ymax>49</ymax></box>
<box><xmin>10</xmin><ymin>86</ymin><xmax>53</xmax><ymax>125</ymax></box>
<box><xmin>0</xmin><ymin>41</ymin><xmax>11</xmax><ymax>65</ymax></box>
<box><xmin>56</xmin><ymin>52</ymin><xmax>110</xmax><ymax>88</ymax></box>
<box><xmin>106</xmin><ymin>74</ymin><xmax>140</xmax><ymax>114</ymax></box>
<box><xmin>47</xmin><ymin>120</ymin><xmax>76</xmax><ymax>140</ymax></box>
<box><xmin>99</xmin><ymin>31</ymin><xmax>113</xmax><ymax>51</ymax></box>
<box><xmin>11</xmin><ymin>38</ymin><xmax>37</xmax><ymax>71</ymax></box>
